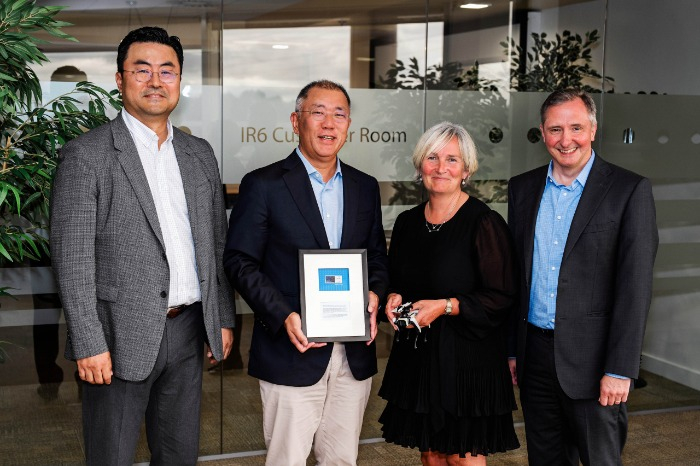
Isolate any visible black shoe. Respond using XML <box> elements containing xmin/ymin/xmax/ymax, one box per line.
<box><xmin>634</xmin><ymin>377</ymin><xmax>647</xmax><ymax>389</ymax></box>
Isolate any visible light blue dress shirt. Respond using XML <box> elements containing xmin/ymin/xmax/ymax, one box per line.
<box><xmin>527</xmin><ymin>152</ymin><xmax>626</xmax><ymax>380</ymax></box>
<box><xmin>296</xmin><ymin>148</ymin><xmax>344</xmax><ymax>249</ymax></box>
<box><xmin>528</xmin><ymin>152</ymin><xmax>595</xmax><ymax>329</ymax></box>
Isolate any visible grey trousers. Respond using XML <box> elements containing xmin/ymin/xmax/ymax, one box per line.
<box><xmin>520</xmin><ymin>325</ymin><xmax>628</xmax><ymax>466</ymax></box>
<box><xmin>82</xmin><ymin>303</ymin><xmax>205</xmax><ymax>466</ymax></box>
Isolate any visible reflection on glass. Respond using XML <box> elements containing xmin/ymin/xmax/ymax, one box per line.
<box><xmin>223</xmin><ymin>27</ymin><xmax>351</xmax><ymax>88</ymax></box>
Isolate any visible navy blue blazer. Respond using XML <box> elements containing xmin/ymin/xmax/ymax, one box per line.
<box><xmin>224</xmin><ymin>151</ymin><xmax>389</xmax><ymax>386</ymax></box>
<box><xmin>507</xmin><ymin>154</ymin><xmax>658</xmax><ymax>399</ymax></box>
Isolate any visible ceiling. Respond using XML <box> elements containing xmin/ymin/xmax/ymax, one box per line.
<box><xmin>35</xmin><ymin>0</ymin><xmax>595</xmax><ymax>51</ymax></box>
<box><xmin>37</xmin><ymin>0</ymin><xmax>594</xmax><ymax>24</ymax></box>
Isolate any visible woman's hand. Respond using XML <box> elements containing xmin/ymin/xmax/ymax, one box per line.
<box><xmin>410</xmin><ymin>299</ymin><xmax>447</xmax><ymax>328</ymax></box>
<box><xmin>385</xmin><ymin>293</ymin><xmax>403</xmax><ymax>330</ymax></box>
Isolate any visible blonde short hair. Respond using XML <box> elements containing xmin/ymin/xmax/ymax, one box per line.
<box><xmin>412</xmin><ymin>122</ymin><xmax>478</xmax><ymax>179</ymax></box>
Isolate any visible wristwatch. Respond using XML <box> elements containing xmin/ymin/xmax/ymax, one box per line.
<box><xmin>444</xmin><ymin>298</ymin><xmax>452</xmax><ymax>315</ymax></box>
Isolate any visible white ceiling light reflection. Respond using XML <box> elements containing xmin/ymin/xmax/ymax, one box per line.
<box><xmin>182</xmin><ymin>85</ymin><xmax>191</xmax><ymax>97</ymax></box>
<box><xmin>223</xmin><ymin>26</ymin><xmax>350</xmax><ymax>88</ymax></box>
<box><xmin>460</xmin><ymin>3</ymin><xmax>491</xmax><ymax>9</ymax></box>
<box><xmin>272</xmin><ymin>44</ymin><xmax>289</xmax><ymax>50</ymax></box>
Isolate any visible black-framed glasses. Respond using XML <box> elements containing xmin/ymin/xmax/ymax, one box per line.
<box><xmin>297</xmin><ymin>109</ymin><xmax>348</xmax><ymax>122</ymax></box>
<box><xmin>123</xmin><ymin>69</ymin><xmax>179</xmax><ymax>83</ymax></box>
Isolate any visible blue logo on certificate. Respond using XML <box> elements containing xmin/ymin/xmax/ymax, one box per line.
<box><xmin>318</xmin><ymin>268</ymin><xmax>350</xmax><ymax>292</ymax></box>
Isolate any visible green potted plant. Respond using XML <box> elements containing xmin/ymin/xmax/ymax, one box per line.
<box><xmin>0</xmin><ymin>0</ymin><xmax>121</xmax><ymax>292</ymax></box>
<box><xmin>1</xmin><ymin>0</ymin><xmax>121</xmax><ymax>362</ymax></box>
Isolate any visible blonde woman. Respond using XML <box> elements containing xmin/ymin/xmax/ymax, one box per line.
<box><xmin>379</xmin><ymin>122</ymin><xmax>520</xmax><ymax>465</ymax></box>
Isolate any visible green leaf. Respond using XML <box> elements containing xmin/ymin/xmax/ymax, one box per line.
<box><xmin>0</xmin><ymin>0</ymin><xmax>130</xmax><ymax>277</ymax></box>
<box><xmin>0</xmin><ymin>242</ymin><xmax>12</xmax><ymax>262</ymax></box>
<box><xmin>0</xmin><ymin>71</ymin><xmax>18</xmax><ymax>81</ymax></box>
<box><xmin>22</xmin><ymin>191</ymin><xmax>42</xmax><ymax>207</ymax></box>
<box><xmin>20</xmin><ymin>233</ymin><xmax>40</xmax><ymax>257</ymax></box>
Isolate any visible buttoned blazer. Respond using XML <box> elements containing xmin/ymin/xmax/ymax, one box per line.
<box><xmin>50</xmin><ymin>113</ymin><xmax>236</xmax><ymax>382</ymax></box>
<box><xmin>223</xmin><ymin>151</ymin><xmax>389</xmax><ymax>387</ymax></box>
<box><xmin>507</xmin><ymin>155</ymin><xmax>658</xmax><ymax>399</ymax></box>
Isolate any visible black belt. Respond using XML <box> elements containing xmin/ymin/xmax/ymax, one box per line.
<box><xmin>166</xmin><ymin>302</ymin><xmax>198</xmax><ymax>319</ymax></box>
<box><xmin>528</xmin><ymin>322</ymin><xmax>554</xmax><ymax>337</ymax></box>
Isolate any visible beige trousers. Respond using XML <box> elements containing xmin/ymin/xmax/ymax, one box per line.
<box><xmin>259</xmin><ymin>343</ymin><xmax>373</xmax><ymax>466</ymax></box>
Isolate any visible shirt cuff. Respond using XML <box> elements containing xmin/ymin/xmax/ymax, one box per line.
<box><xmin>605</xmin><ymin>373</ymin><xmax>630</xmax><ymax>380</ymax></box>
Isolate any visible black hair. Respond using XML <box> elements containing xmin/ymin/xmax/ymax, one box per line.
<box><xmin>295</xmin><ymin>79</ymin><xmax>351</xmax><ymax>112</ymax></box>
<box><xmin>540</xmin><ymin>88</ymin><xmax>597</xmax><ymax>125</ymax></box>
<box><xmin>116</xmin><ymin>26</ymin><xmax>184</xmax><ymax>74</ymax></box>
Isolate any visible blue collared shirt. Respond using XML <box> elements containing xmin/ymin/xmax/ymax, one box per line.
<box><xmin>296</xmin><ymin>148</ymin><xmax>344</xmax><ymax>249</ymax></box>
<box><xmin>527</xmin><ymin>152</ymin><xmax>626</xmax><ymax>381</ymax></box>
<box><xmin>528</xmin><ymin>152</ymin><xmax>595</xmax><ymax>329</ymax></box>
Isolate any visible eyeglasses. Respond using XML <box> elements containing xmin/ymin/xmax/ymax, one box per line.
<box><xmin>297</xmin><ymin>110</ymin><xmax>348</xmax><ymax>122</ymax></box>
<box><xmin>123</xmin><ymin>69</ymin><xmax>179</xmax><ymax>83</ymax></box>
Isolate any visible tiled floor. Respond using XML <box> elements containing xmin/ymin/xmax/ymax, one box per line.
<box><xmin>1</xmin><ymin>316</ymin><xmax>700</xmax><ymax>465</ymax></box>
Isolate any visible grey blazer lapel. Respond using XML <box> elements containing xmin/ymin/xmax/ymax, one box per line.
<box><xmin>111</xmin><ymin>114</ymin><xmax>165</xmax><ymax>249</ymax></box>
<box><xmin>173</xmin><ymin>132</ymin><xmax>199</xmax><ymax>241</ymax></box>
<box><xmin>563</xmin><ymin>156</ymin><xmax>613</xmax><ymax>261</ymax></box>
<box><xmin>282</xmin><ymin>152</ymin><xmax>330</xmax><ymax>249</ymax></box>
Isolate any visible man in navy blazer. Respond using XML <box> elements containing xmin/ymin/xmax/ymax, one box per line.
<box><xmin>507</xmin><ymin>89</ymin><xmax>658</xmax><ymax>466</ymax></box>
<box><xmin>224</xmin><ymin>80</ymin><xmax>389</xmax><ymax>465</ymax></box>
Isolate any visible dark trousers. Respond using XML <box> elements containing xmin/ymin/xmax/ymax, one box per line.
<box><xmin>520</xmin><ymin>325</ymin><xmax>628</xmax><ymax>466</ymax></box>
<box><xmin>82</xmin><ymin>303</ymin><xmax>205</xmax><ymax>466</ymax></box>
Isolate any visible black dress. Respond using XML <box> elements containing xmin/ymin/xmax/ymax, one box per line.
<box><xmin>378</xmin><ymin>196</ymin><xmax>520</xmax><ymax>457</ymax></box>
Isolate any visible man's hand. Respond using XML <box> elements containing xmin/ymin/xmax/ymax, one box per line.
<box><xmin>385</xmin><ymin>293</ymin><xmax>403</xmax><ymax>331</ymax></box>
<box><xmin>207</xmin><ymin>328</ymin><xmax>234</xmax><ymax>364</ymax></box>
<box><xmin>77</xmin><ymin>351</ymin><xmax>113</xmax><ymax>385</ymax></box>
<box><xmin>598</xmin><ymin>375</ymin><xmax>631</xmax><ymax>406</ymax></box>
<box><xmin>366</xmin><ymin>291</ymin><xmax>379</xmax><ymax>346</ymax></box>
<box><xmin>284</xmin><ymin>312</ymin><xmax>326</xmax><ymax>353</ymax></box>
<box><xmin>508</xmin><ymin>358</ymin><xmax>518</xmax><ymax>386</ymax></box>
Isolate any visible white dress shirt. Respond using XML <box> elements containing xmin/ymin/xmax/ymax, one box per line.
<box><xmin>121</xmin><ymin>110</ymin><xmax>201</xmax><ymax>308</ymax></box>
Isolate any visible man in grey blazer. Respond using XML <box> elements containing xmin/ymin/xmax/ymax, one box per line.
<box><xmin>507</xmin><ymin>89</ymin><xmax>658</xmax><ymax>466</ymax></box>
<box><xmin>50</xmin><ymin>27</ymin><xmax>235</xmax><ymax>465</ymax></box>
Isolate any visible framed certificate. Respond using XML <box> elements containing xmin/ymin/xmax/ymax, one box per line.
<box><xmin>299</xmin><ymin>249</ymin><xmax>370</xmax><ymax>342</ymax></box>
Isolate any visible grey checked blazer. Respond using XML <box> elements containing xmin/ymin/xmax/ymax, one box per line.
<box><xmin>50</xmin><ymin>112</ymin><xmax>236</xmax><ymax>382</ymax></box>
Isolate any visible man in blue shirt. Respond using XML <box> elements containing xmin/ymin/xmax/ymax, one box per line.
<box><xmin>224</xmin><ymin>80</ymin><xmax>388</xmax><ymax>466</ymax></box>
<box><xmin>507</xmin><ymin>89</ymin><xmax>658</xmax><ymax>466</ymax></box>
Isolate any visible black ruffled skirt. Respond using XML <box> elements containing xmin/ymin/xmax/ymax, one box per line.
<box><xmin>378</xmin><ymin>324</ymin><xmax>520</xmax><ymax>457</ymax></box>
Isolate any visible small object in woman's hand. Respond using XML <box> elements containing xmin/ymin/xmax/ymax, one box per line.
<box><xmin>391</xmin><ymin>302</ymin><xmax>422</xmax><ymax>332</ymax></box>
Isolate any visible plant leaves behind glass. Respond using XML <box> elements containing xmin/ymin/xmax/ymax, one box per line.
<box><xmin>0</xmin><ymin>0</ymin><xmax>122</xmax><ymax>270</ymax></box>
<box><xmin>377</xmin><ymin>58</ymin><xmax>498</xmax><ymax>91</ymax></box>
<box><xmin>501</xmin><ymin>29</ymin><xmax>614</xmax><ymax>92</ymax></box>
